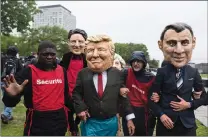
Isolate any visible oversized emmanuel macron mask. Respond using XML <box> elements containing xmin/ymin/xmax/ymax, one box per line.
<box><xmin>85</xmin><ymin>35</ymin><xmax>115</xmax><ymax>73</ymax></box>
<box><xmin>158</xmin><ymin>23</ymin><xmax>196</xmax><ymax>68</ymax></box>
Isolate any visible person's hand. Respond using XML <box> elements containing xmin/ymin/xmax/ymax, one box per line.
<box><xmin>193</xmin><ymin>91</ymin><xmax>202</xmax><ymax>99</ymax></box>
<box><xmin>127</xmin><ymin>119</ymin><xmax>135</xmax><ymax>136</ymax></box>
<box><xmin>151</xmin><ymin>92</ymin><xmax>160</xmax><ymax>103</ymax></box>
<box><xmin>77</xmin><ymin>110</ymin><xmax>90</xmax><ymax>122</ymax></box>
<box><xmin>117</xmin><ymin>117</ymin><xmax>122</xmax><ymax>136</ymax></box>
<box><xmin>3</xmin><ymin>74</ymin><xmax>28</xmax><ymax>96</ymax></box>
<box><xmin>117</xmin><ymin>114</ymin><xmax>122</xmax><ymax>131</ymax></box>
<box><xmin>170</xmin><ymin>95</ymin><xmax>191</xmax><ymax>111</ymax></box>
<box><xmin>160</xmin><ymin>114</ymin><xmax>174</xmax><ymax>129</ymax></box>
<box><xmin>120</xmin><ymin>88</ymin><xmax>130</xmax><ymax>97</ymax></box>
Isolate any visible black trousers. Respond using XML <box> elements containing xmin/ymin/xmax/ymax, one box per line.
<box><xmin>122</xmin><ymin>106</ymin><xmax>150</xmax><ymax>136</ymax></box>
<box><xmin>68</xmin><ymin>111</ymin><xmax>80</xmax><ymax>132</ymax></box>
<box><xmin>148</xmin><ymin>111</ymin><xmax>156</xmax><ymax>136</ymax></box>
<box><xmin>156</xmin><ymin>118</ymin><xmax>196</xmax><ymax>136</ymax></box>
<box><xmin>24</xmin><ymin>108</ymin><xmax>67</xmax><ymax>136</ymax></box>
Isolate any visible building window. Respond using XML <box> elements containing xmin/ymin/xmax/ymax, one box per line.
<box><xmin>53</xmin><ymin>12</ymin><xmax>57</xmax><ymax>16</ymax></box>
<box><xmin>59</xmin><ymin>18</ymin><xmax>62</xmax><ymax>24</ymax></box>
<box><xmin>59</xmin><ymin>12</ymin><xmax>62</xmax><ymax>16</ymax></box>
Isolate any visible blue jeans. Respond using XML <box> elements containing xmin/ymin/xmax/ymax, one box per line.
<box><xmin>1</xmin><ymin>82</ymin><xmax>13</xmax><ymax>119</ymax></box>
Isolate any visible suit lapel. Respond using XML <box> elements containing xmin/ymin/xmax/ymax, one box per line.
<box><xmin>168</xmin><ymin>64</ymin><xmax>177</xmax><ymax>89</ymax></box>
<box><xmin>88</xmin><ymin>69</ymin><xmax>100</xmax><ymax>98</ymax></box>
<box><xmin>102</xmin><ymin>68</ymin><xmax>116</xmax><ymax>98</ymax></box>
<box><xmin>180</xmin><ymin>65</ymin><xmax>188</xmax><ymax>92</ymax></box>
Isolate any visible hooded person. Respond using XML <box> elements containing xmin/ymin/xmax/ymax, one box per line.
<box><xmin>60</xmin><ymin>28</ymin><xmax>88</xmax><ymax>136</ymax></box>
<box><xmin>119</xmin><ymin>51</ymin><xmax>156</xmax><ymax>136</ymax></box>
<box><xmin>148</xmin><ymin>22</ymin><xmax>206</xmax><ymax>136</ymax></box>
<box><xmin>72</xmin><ymin>34</ymin><xmax>135</xmax><ymax>136</ymax></box>
<box><xmin>1</xmin><ymin>46</ymin><xmax>23</xmax><ymax>124</ymax></box>
<box><xmin>2</xmin><ymin>40</ymin><xmax>73</xmax><ymax>136</ymax></box>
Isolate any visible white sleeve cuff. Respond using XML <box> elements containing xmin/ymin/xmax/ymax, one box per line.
<box><xmin>126</xmin><ymin>113</ymin><xmax>135</xmax><ymax>120</ymax></box>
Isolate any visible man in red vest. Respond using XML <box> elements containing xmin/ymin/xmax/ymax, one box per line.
<box><xmin>2</xmin><ymin>41</ymin><xmax>73</xmax><ymax>136</ymax></box>
<box><xmin>120</xmin><ymin>51</ymin><xmax>156</xmax><ymax>136</ymax></box>
<box><xmin>60</xmin><ymin>28</ymin><xmax>88</xmax><ymax>136</ymax></box>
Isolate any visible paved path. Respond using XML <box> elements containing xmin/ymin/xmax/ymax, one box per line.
<box><xmin>194</xmin><ymin>87</ymin><xmax>208</xmax><ymax>127</ymax></box>
<box><xmin>195</xmin><ymin>106</ymin><xmax>208</xmax><ymax>127</ymax></box>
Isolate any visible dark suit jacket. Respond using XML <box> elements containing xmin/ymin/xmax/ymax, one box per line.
<box><xmin>59</xmin><ymin>52</ymin><xmax>87</xmax><ymax>70</ymax></box>
<box><xmin>72</xmin><ymin>67</ymin><xmax>133</xmax><ymax>119</ymax></box>
<box><xmin>148</xmin><ymin>63</ymin><xmax>206</xmax><ymax>128</ymax></box>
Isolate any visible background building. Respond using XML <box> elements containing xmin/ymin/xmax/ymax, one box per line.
<box><xmin>33</xmin><ymin>4</ymin><xmax>76</xmax><ymax>31</ymax></box>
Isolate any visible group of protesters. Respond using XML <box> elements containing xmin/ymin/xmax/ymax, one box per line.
<box><xmin>1</xmin><ymin>22</ymin><xmax>208</xmax><ymax>136</ymax></box>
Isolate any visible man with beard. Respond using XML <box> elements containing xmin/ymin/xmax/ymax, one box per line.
<box><xmin>72</xmin><ymin>35</ymin><xmax>135</xmax><ymax>136</ymax></box>
<box><xmin>148</xmin><ymin>23</ymin><xmax>206</xmax><ymax>136</ymax></box>
<box><xmin>60</xmin><ymin>28</ymin><xmax>88</xmax><ymax>136</ymax></box>
<box><xmin>2</xmin><ymin>41</ymin><xmax>73</xmax><ymax>136</ymax></box>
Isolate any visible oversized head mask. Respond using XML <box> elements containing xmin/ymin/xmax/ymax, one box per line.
<box><xmin>68</xmin><ymin>29</ymin><xmax>87</xmax><ymax>55</ymax></box>
<box><xmin>85</xmin><ymin>35</ymin><xmax>115</xmax><ymax>73</ymax></box>
<box><xmin>158</xmin><ymin>23</ymin><xmax>196</xmax><ymax>68</ymax></box>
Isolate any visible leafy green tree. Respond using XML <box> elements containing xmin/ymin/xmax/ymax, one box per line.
<box><xmin>149</xmin><ymin>59</ymin><xmax>159</xmax><ymax>68</ymax></box>
<box><xmin>1</xmin><ymin>0</ymin><xmax>39</xmax><ymax>36</ymax></box>
<box><xmin>18</xmin><ymin>26</ymin><xmax>69</xmax><ymax>57</ymax></box>
<box><xmin>115</xmin><ymin>43</ymin><xmax>150</xmax><ymax>64</ymax></box>
<box><xmin>1</xmin><ymin>35</ymin><xmax>21</xmax><ymax>53</ymax></box>
<box><xmin>115</xmin><ymin>42</ymin><xmax>159</xmax><ymax>68</ymax></box>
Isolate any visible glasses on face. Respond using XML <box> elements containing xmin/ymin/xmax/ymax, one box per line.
<box><xmin>41</xmin><ymin>53</ymin><xmax>56</xmax><ymax>57</ymax></box>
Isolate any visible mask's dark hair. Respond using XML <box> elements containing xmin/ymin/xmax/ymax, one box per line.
<box><xmin>160</xmin><ymin>22</ymin><xmax>194</xmax><ymax>40</ymax></box>
<box><xmin>68</xmin><ymin>28</ymin><xmax>88</xmax><ymax>40</ymax></box>
<box><xmin>38</xmin><ymin>40</ymin><xmax>57</xmax><ymax>52</ymax></box>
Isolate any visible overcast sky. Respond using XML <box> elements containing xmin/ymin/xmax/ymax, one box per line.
<box><xmin>36</xmin><ymin>1</ymin><xmax>207</xmax><ymax>64</ymax></box>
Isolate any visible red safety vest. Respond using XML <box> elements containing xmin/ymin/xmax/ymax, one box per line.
<box><xmin>29</xmin><ymin>64</ymin><xmax>65</xmax><ymax>111</ymax></box>
<box><xmin>126</xmin><ymin>68</ymin><xmax>155</xmax><ymax>107</ymax></box>
<box><xmin>67</xmin><ymin>56</ymin><xmax>83</xmax><ymax>97</ymax></box>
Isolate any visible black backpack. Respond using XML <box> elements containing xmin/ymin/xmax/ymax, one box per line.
<box><xmin>1</xmin><ymin>57</ymin><xmax>17</xmax><ymax>77</ymax></box>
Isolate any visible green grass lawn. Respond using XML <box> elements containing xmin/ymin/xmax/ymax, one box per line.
<box><xmin>200</xmin><ymin>74</ymin><xmax>208</xmax><ymax>79</ymax></box>
<box><xmin>1</xmin><ymin>101</ymin><xmax>208</xmax><ymax>136</ymax></box>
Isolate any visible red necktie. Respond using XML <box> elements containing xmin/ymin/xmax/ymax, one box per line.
<box><xmin>98</xmin><ymin>73</ymin><xmax>103</xmax><ymax>98</ymax></box>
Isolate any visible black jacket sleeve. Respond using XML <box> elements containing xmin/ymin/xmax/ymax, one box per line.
<box><xmin>148</xmin><ymin>68</ymin><xmax>164</xmax><ymax>117</ymax></box>
<box><xmin>119</xmin><ymin>69</ymin><xmax>133</xmax><ymax>116</ymax></box>
<box><xmin>2</xmin><ymin>67</ymin><xmax>31</xmax><ymax>107</ymax></box>
<box><xmin>72</xmin><ymin>71</ymin><xmax>88</xmax><ymax>114</ymax></box>
<box><xmin>16</xmin><ymin>59</ymin><xmax>23</xmax><ymax>73</ymax></box>
<box><xmin>121</xmin><ymin>68</ymin><xmax>128</xmax><ymax>87</ymax></box>
<box><xmin>191</xmin><ymin>69</ymin><xmax>207</xmax><ymax>108</ymax></box>
<box><xmin>63</xmin><ymin>67</ymin><xmax>74</xmax><ymax>111</ymax></box>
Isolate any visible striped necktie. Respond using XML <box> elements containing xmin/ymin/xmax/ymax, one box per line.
<box><xmin>176</xmin><ymin>68</ymin><xmax>183</xmax><ymax>90</ymax></box>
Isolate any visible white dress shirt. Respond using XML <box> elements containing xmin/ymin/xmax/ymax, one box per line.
<box><xmin>93</xmin><ymin>71</ymin><xmax>135</xmax><ymax>120</ymax></box>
